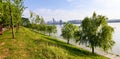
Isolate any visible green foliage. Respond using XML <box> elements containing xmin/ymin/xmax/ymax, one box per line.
<box><xmin>21</xmin><ymin>17</ymin><xmax>31</xmax><ymax>27</ymax></box>
<box><xmin>1</xmin><ymin>0</ymin><xmax>25</xmax><ymax>38</ymax></box>
<box><xmin>29</xmin><ymin>11</ymin><xmax>57</xmax><ymax>36</ymax></box>
<box><xmin>30</xmin><ymin>12</ymin><xmax>45</xmax><ymax>25</ymax></box>
<box><xmin>99</xmin><ymin>25</ymin><xmax>115</xmax><ymax>51</ymax></box>
<box><xmin>1</xmin><ymin>1</ymin><xmax>11</xmax><ymax>26</ymax></box>
<box><xmin>0</xmin><ymin>2</ymin><xmax>2</xmax><ymax>22</ymax></box>
<box><xmin>61</xmin><ymin>22</ymin><xmax>78</xmax><ymax>44</ymax></box>
<box><xmin>1</xmin><ymin>0</ymin><xmax>24</xmax><ymax>26</ymax></box>
<box><xmin>13</xmin><ymin>0</ymin><xmax>25</xmax><ymax>24</ymax></box>
<box><xmin>39</xmin><ymin>24</ymin><xmax>47</xmax><ymax>34</ymax></box>
<box><xmin>40</xmin><ymin>17</ymin><xmax>45</xmax><ymax>24</ymax></box>
<box><xmin>46</xmin><ymin>25</ymin><xmax>57</xmax><ymax>36</ymax></box>
<box><xmin>75</xmin><ymin>12</ymin><xmax>115</xmax><ymax>53</ymax></box>
<box><xmin>35</xmin><ymin>15</ymin><xmax>41</xmax><ymax>24</ymax></box>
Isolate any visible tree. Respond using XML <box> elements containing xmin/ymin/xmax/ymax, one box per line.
<box><xmin>61</xmin><ymin>23</ymin><xmax>78</xmax><ymax>44</ymax></box>
<box><xmin>21</xmin><ymin>17</ymin><xmax>31</xmax><ymax>27</ymax></box>
<box><xmin>1</xmin><ymin>1</ymin><xmax>11</xmax><ymax>27</ymax></box>
<box><xmin>39</xmin><ymin>24</ymin><xmax>47</xmax><ymax>34</ymax></box>
<box><xmin>13</xmin><ymin>0</ymin><xmax>25</xmax><ymax>32</ymax></box>
<box><xmin>46</xmin><ymin>25</ymin><xmax>57</xmax><ymax>36</ymax></box>
<box><xmin>76</xmin><ymin>12</ymin><xmax>115</xmax><ymax>54</ymax></box>
<box><xmin>8</xmin><ymin>0</ymin><xmax>15</xmax><ymax>38</ymax></box>
<box><xmin>35</xmin><ymin>15</ymin><xmax>41</xmax><ymax>24</ymax></box>
<box><xmin>40</xmin><ymin>17</ymin><xmax>45</xmax><ymax>24</ymax></box>
<box><xmin>1</xmin><ymin>0</ymin><xmax>24</xmax><ymax>38</ymax></box>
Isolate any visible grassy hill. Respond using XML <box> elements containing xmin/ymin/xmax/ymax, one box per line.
<box><xmin>0</xmin><ymin>27</ymin><xmax>108</xmax><ymax>59</ymax></box>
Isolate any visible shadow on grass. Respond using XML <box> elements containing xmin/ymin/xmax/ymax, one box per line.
<box><xmin>30</xmin><ymin>29</ymin><xmax>101</xmax><ymax>57</ymax></box>
<box><xmin>43</xmin><ymin>36</ymin><xmax>97</xmax><ymax>56</ymax></box>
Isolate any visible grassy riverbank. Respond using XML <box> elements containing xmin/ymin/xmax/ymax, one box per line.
<box><xmin>0</xmin><ymin>27</ymin><xmax>108</xmax><ymax>59</ymax></box>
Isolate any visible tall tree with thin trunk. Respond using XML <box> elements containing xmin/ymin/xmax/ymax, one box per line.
<box><xmin>13</xmin><ymin>0</ymin><xmax>25</xmax><ymax>32</ymax></box>
<box><xmin>8</xmin><ymin>0</ymin><xmax>15</xmax><ymax>38</ymax></box>
<box><xmin>61</xmin><ymin>23</ymin><xmax>78</xmax><ymax>44</ymax></box>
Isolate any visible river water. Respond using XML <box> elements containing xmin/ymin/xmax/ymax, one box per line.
<box><xmin>54</xmin><ymin>23</ymin><xmax>120</xmax><ymax>55</ymax></box>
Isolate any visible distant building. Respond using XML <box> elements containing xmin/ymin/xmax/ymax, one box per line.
<box><xmin>47</xmin><ymin>19</ymin><xmax>64</xmax><ymax>25</ymax></box>
<box><xmin>67</xmin><ymin>20</ymin><xmax>82</xmax><ymax>24</ymax></box>
<box><xmin>59</xmin><ymin>20</ymin><xmax>62</xmax><ymax>25</ymax></box>
<box><xmin>53</xmin><ymin>18</ymin><xmax>55</xmax><ymax>25</ymax></box>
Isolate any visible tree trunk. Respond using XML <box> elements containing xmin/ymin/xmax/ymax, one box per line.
<box><xmin>92</xmin><ymin>46</ymin><xmax>94</xmax><ymax>54</ymax></box>
<box><xmin>16</xmin><ymin>23</ymin><xmax>19</xmax><ymax>33</ymax></box>
<box><xmin>11</xmin><ymin>24</ymin><xmax>15</xmax><ymax>39</ymax></box>
<box><xmin>9</xmin><ymin>1</ymin><xmax>15</xmax><ymax>39</ymax></box>
<box><xmin>67</xmin><ymin>39</ymin><xmax>70</xmax><ymax>44</ymax></box>
<box><xmin>0</xmin><ymin>23</ymin><xmax>2</xmax><ymax>35</ymax></box>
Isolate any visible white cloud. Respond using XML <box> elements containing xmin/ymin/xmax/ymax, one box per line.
<box><xmin>32</xmin><ymin>8</ymin><xmax>95</xmax><ymax>22</ymax></box>
<box><xmin>23</xmin><ymin>0</ymin><xmax>120</xmax><ymax>22</ymax></box>
<box><xmin>94</xmin><ymin>0</ymin><xmax>120</xmax><ymax>8</ymax></box>
<box><xmin>23</xmin><ymin>8</ymin><xmax>120</xmax><ymax>22</ymax></box>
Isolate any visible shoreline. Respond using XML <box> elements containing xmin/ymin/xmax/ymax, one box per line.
<box><xmin>52</xmin><ymin>35</ymin><xmax>120</xmax><ymax>59</ymax></box>
<box><xmin>32</xmin><ymin>29</ymin><xmax>120</xmax><ymax>59</ymax></box>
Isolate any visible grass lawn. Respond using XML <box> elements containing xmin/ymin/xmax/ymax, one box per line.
<box><xmin>0</xmin><ymin>27</ymin><xmax>109</xmax><ymax>59</ymax></box>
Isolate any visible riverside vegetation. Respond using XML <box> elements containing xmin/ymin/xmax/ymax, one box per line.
<box><xmin>0</xmin><ymin>27</ymin><xmax>108</xmax><ymax>59</ymax></box>
<box><xmin>0</xmin><ymin>0</ymin><xmax>114</xmax><ymax>59</ymax></box>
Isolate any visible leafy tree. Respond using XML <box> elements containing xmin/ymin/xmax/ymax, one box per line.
<box><xmin>13</xmin><ymin>0</ymin><xmax>25</xmax><ymax>32</ymax></box>
<box><xmin>61</xmin><ymin>23</ymin><xmax>78</xmax><ymax>44</ymax></box>
<box><xmin>39</xmin><ymin>24</ymin><xmax>47</xmax><ymax>34</ymax></box>
<box><xmin>7</xmin><ymin>0</ymin><xmax>15</xmax><ymax>38</ymax></box>
<box><xmin>1</xmin><ymin>1</ymin><xmax>11</xmax><ymax>27</ymax></box>
<box><xmin>1</xmin><ymin>0</ymin><xmax>25</xmax><ymax>38</ymax></box>
<box><xmin>35</xmin><ymin>15</ymin><xmax>41</xmax><ymax>24</ymax></box>
<box><xmin>30</xmin><ymin>11</ymin><xmax>37</xmax><ymax>24</ymax></box>
<box><xmin>51</xmin><ymin>25</ymin><xmax>57</xmax><ymax>34</ymax></box>
<box><xmin>21</xmin><ymin>17</ymin><xmax>31</xmax><ymax>27</ymax></box>
<box><xmin>29</xmin><ymin>11</ymin><xmax>37</xmax><ymax>29</ymax></box>
<box><xmin>46</xmin><ymin>25</ymin><xmax>57</xmax><ymax>36</ymax></box>
<box><xmin>40</xmin><ymin>17</ymin><xmax>45</xmax><ymax>24</ymax></box>
<box><xmin>76</xmin><ymin>12</ymin><xmax>115</xmax><ymax>54</ymax></box>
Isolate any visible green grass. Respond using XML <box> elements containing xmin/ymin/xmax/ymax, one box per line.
<box><xmin>0</xmin><ymin>27</ymin><xmax>109</xmax><ymax>59</ymax></box>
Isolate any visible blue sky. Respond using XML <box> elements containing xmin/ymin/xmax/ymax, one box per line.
<box><xmin>24</xmin><ymin>0</ymin><xmax>71</xmax><ymax>10</ymax></box>
<box><xmin>23</xmin><ymin>0</ymin><xmax>120</xmax><ymax>21</ymax></box>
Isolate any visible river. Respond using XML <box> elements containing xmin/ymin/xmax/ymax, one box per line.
<box><xmin>54</xmin><ymin>23</ymin><xmax>120</xmax><ymax>55</ymax></box>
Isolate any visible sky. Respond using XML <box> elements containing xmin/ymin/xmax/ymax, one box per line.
<box><xmin>23</xmin><ymin>0</ymin><xmax>120</xmax><ymax>21</ymax></box>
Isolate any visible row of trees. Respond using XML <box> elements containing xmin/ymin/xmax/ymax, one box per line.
<box><xmin>61</xmin><ymin>12</ymin><xmax>115</xmax><ymax>54</ymax></box>
<box><xmin>0</xmin><ymin>0</ymin><xmax>25</xmax><ymax>38</ymax></box>
<box><xmin>29</xmin><ymin>24</ymin><xmax>57</xmax><ymax>36</ymax></box>
<box><xmin>23</xmin><ymin>11</ymin><xmax>57</xmax><ymax>36</ymax></box>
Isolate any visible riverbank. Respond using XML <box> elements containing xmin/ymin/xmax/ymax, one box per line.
<box><xmin>0</xmin><ymin>27</ymin><xmax>108</xmax><ymax>59</ymax></box>
<box><xmin>52</xmin><ymin>35</ymin><xmax>120</xmax><ymax>59</ymax></box>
